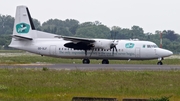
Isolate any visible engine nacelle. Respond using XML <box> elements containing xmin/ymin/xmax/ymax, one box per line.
<box><xmin>93</xmin><ymin>39</ymin><xmax>118</xmax><ymax>50</ymax></box>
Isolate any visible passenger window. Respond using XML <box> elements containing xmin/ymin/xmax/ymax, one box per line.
<box><xmin>143</xmin><ymin>45</ymin><xmax>145</xmax><ymax>48</ymax></box>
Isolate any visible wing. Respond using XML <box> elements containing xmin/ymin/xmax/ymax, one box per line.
<box><xmin>55</xmin><ymin>35</ymin><xmax>95</xmax><ymax>50</ymax></box>
<box><xmin>55</xmin><ymin>35</ymin><xmax>95</xmax><ymax>43</ymax></box>
<box><xmin>55</xmin><ymin>35</ymin><xmax>119</xmax><ymax>51</ymax></box>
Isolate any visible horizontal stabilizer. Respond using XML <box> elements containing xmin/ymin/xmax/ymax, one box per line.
<box><xmin>12</xmin><ymin>35</ymin><xmax>33</xmax><ymax>40</ymax></box>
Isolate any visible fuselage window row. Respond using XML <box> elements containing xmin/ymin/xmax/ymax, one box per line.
<box><xmin>59</xmin><ymin>48</ymin><xmax>123</xmax><ymax>52</ymax></box>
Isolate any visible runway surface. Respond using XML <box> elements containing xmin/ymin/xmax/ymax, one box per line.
<box><xmin>1</xmin><ymin>64</ymin><xmax>180</xmax><ymax>71</ymax></box>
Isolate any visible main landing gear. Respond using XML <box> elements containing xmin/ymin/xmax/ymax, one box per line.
<box><xmin>82</xmin><ymin>59</ymin><xmax>109</xmax><ymax>64</ymax></box>
<box><xmin>82</xmin><ymin>50</ymin><xmax>90</xmax><ymax>64</ymax></box>
<box><xmin>82</xmin><ymin>58</ymin><xmax>90</xmax><ymax>64</ymax></box>
<box><xmin>82</xmin><ymin>50</ymin><xmax>110</xmax><ymax>64</ymax></box>
<box><xmin>102</xmin><ymin>59</ymin><xmax>109</xmax><ymax>64</ymax></box>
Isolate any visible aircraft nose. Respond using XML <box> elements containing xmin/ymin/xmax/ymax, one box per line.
<box><xmin>168</xmin><ymin>50</ymin><xmax>173</xmax><ymax>56</ymax></box>
<box><xmin>163</xmin><ymin>49</ymin><xmax>173</xmax><ymax>57</ymax></box>
<box><xmin>156</xmin><ymin>48</ymin><xmax>173</xmax><ymax>57</ymax></box>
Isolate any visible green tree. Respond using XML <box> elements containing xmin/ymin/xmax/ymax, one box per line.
<box><xmin>164</xmin><ymin>30</ymin><xmax>178</xmax><ymax>41</ymax></box>
<box><xmin>41</xmin><ymin>19</ymin><xmax>79</xmax><ymax>36</ymax></box>
<box><xmin>0</xmin><ymin>15</ymin><xmax>14</xmax><ymax>34</ymax></box>
<box><xmin>131</xmin><ymin>25</ymin><xmax>145</xmax><ymax>40</ymax></box>
<box><xmin>75</xmin><ymin>21</ymin><xmax>110</xmax><ymax>38</ymax></box>
<box><xmin>33</xmin><ymin>18</ymin><xmax>41</xmax><ymax>30</ymax></box>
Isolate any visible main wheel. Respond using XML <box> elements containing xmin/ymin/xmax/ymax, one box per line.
<box><xmin>102</xmin><ymin>59</ymin><xmax>109</xmax><ymax>64</ymax></box>
<box><xmin>82</xmin><ymin>59</ymin><xmax>90</xmax><ymax>64</ymax></box>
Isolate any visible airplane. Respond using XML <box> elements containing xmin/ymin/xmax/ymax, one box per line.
<box><xmin>9</xmin><ymin>5</ymin><xmax>173</xmax><ymax>65</ymax></box>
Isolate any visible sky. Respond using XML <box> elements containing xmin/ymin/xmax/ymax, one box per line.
<box><xmin>0</xmin><ymin>0</ymin><xmax>180</xmax><ymax>34</ymax></box>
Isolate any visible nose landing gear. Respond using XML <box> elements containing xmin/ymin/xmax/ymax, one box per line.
<box><xmin>157</xmin><ymin>57</ymin><xmax>163</xmax><ymax>65</ymax></box>
<box><xmin>157</xmin><ymin>61</ymin><xmax>163</xmax><ymax>65</ymax></box>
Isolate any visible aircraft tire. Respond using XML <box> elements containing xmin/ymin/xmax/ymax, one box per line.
<box><xmin>83</xmin><ymin>59</ymin><xmax>90</xmax><ymax>64</ymax></box>
<box><xmin>102</xmin><ymin>59</ymin><xmax>109</xmax><ymax>64</ymax></box>
<box><xmin>157</xmin><ymin>61</ymin><xmax>163</xmax><ymax>65</ymax></box>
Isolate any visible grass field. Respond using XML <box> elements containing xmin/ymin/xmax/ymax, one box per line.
<box><xmin>0</xmin><ymin>69</ymin><xmax>180</xmax><ymax>101</ymax></box>
<box><xmin>0</xmin><ymin>51</ymin><xmax>180</xmax><ymax>101</ymax></box>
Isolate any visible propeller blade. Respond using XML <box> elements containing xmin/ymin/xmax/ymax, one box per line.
<box><xmin>90</xmin><ymin>48</ymin><xmax>94</xmax><ymax>57</ymax></box>
<box><xmin>115</xmin><ymin>46</ymin><xmax>118</xmax><ymax>52</ymax></box>
<box><xmin>112</xmin><ymin>48</ymin><xmax>114</xmax><ymax>55</ymax></box>
<box><xmin>85</xmin><ymin>50</ymin><xmax>87</xmax><ymax>58</ymax></box>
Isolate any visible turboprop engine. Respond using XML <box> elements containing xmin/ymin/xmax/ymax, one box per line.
<box><xmin>93</xmin><ymin>39</ymin><xmax>119</xmax><ymax>52</ymax></box>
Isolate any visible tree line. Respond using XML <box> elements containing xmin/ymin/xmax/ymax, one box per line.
<box><xmin>0</xmin><ymin>14</ymin><xmax>180</xmax><ymax>53</ymax></box>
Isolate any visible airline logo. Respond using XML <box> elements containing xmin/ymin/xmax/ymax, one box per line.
<box><xmin>16</xmin><ymin>23</ymin><xmax>30</xmax><ymax>34</ymax></box>
<box><xmin>125</xmin><ymin>43</ymin><xmax>135</xmax><ymax>48</ymax></box>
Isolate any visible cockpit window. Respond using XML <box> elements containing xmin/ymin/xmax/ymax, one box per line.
<box><xmin>147</xmin><ymin>45</ymin><xmax>158</xmax><ymax>48</ymax></box>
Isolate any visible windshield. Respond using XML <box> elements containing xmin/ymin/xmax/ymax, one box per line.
<box><xmin>147</xmin><ymin>44</ymin><xmax>158</xmax><ymax>48</ymax></box>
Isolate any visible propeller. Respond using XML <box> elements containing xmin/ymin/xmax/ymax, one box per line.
<box><xmin>110</xmin><ymin>40</ymin><xmax>118</xmax><ymax>55</ymax></box>
<box><xmin>89</xmin><ymin>48</ymin><xmax>94</xmax><ymax>57</ymax></box>
<box><xmin>110</xmin><ymin>30</ymin><xmax>118</xmax><ymax>55</ymax></box>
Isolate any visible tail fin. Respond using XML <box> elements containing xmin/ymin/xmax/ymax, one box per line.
<box><xmin>12</xmin><ymin>5</ymin><xmax>36</xmax><ymax>40</ymax></box>
<box><xmin>9</xmin><ymin>6</ymin><xmax>37</xmax><ymax>48</ymax></box>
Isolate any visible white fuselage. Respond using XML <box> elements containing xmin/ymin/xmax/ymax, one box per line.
<box><xmin>10</xmin><ymin>38</ymin><xmax>172</xmax><ymax>60</ymax></box>
<box><xmin>9</xmin><ymin>5</ymin><xmax>173</xmax><ymax>65</ymax></box>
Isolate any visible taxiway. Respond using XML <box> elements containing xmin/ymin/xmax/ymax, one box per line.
<box><xmin>1</xmin><ymin>64</ymin><xmax>180</xmax><ymax>71</ymax></box>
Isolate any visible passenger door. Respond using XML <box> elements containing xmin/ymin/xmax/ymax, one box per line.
<box><xmin>49</xmin><ymin>45</ymin><xmax>56</xmax><ymax>55</ymax></box>
<box><xmin>135</xmin><ymin>47</ymin><xmax>140</xmax><ymax>57</ymax></box>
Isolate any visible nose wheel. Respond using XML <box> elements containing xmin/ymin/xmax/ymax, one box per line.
<box><xmin>157</xmin><ymin>57</ymin><xmax>163</xmax><ymax>65</ymax></box>
<box><xmin>157</xmin><ymin>61</ymin><xmax>163</xmax><ymax>65</ymax></box>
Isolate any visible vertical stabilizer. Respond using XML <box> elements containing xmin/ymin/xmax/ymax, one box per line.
<box><xmin>9</xmin><ymin>6</ymin><xmax>36</xmax><ymax>48</ymax></box>
<box><xmin>12</xmin><ymin>5</ymin><xmax>36</xmax><ymax>39</ymax></box>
